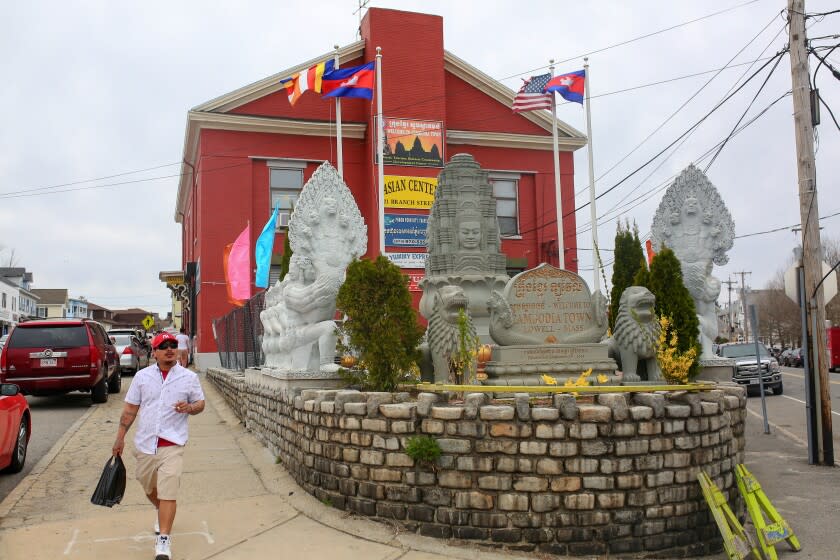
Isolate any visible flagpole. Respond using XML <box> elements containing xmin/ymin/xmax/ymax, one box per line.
<box><xmin>583</xmin><ymin>58</ymin><xmax>599</xmax><ymax>290</ymax></box>
<box><xmin>376</xmin><ymin>46</ymin><xmax>385</xmax><ymax>255</ymax></box>
<box><xmin>549</xmin><ymin>59</ymin><xmax>564</xmax><ymax>269</ymax></box>
<box><xmin>333</xmin><ymin>45</ymin><xmax>344</xmax><ymax>178</ymax></box>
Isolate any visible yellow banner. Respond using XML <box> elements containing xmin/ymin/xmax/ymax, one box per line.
<box><xmin>384</xmin><ymin>175</ymin><xmax>437</xmax><ymax>209</ymax></box>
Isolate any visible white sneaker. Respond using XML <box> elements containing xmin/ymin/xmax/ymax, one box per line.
<box><xmin>155</xmin><ymin>534</ymin><xmax>171</xmax><ymax>560</ymax></box>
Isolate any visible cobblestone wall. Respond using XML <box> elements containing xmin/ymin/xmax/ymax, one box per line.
<box><xmin>207</xmin><ymin>367</ymin><xmax>746</xmax><ymax>557</ymax></box>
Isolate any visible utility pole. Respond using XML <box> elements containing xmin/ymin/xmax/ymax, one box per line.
<box><xmin>734</xmin><ymin>271</ymin><xmax>751</xmax><ymax>341</ymax></box>
<box><xmin>722</xmin><ymin>278</ymin><xmax>737</xmax><ymax>339</ymax></box>
<box><xmin>788</xmin><ymin>0</ymin><xmax>833</xmax><ymax>465</ymax></box>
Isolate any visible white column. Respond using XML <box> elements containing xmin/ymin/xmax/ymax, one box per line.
<box><xmin>584</xmin><ymin>58</ymin><xmax>599</xmax><ymax>290</ymax></box>
<box><xmin>550</xmin><ymin>60</ymin><xmax>564</xmax><ymax>268</ymax></box>
<box><xmin>333</xmin><ymin>45</ymin><xmax>343</xmax><ymax>178</ymax></box>
<box><xmin>376</xmin><ymin>47</ymin><xmax>385</xmax><ymax>255</ymax></box>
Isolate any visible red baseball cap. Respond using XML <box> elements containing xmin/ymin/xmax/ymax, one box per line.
<box><xmin>152</xmin><ymin>332</ymin><xmax>178</xmax><ymax>349</ymax></box>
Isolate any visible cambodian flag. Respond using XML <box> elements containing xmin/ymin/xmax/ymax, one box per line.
<box><xmin>543</xmin><ymin>70</ymin><xmax>586</xmax><ymax>104</ymax></box>
<box><xmin>321</xmin><ymin>62</ymin><xmax>375</xmax><ymax>99</ymax></box>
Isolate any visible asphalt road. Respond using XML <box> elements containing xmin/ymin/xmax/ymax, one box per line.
<box><xmin>745</xmin><ymin>365</ymin><xmax>840</xmax><ymax>464</ymax></box>
<box><xmin>0</xmin><ymin>392</ymin><xmax>105</xmax><ymax>502</ymax></box>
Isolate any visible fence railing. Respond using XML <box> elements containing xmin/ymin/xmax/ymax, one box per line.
<box><xmin>212</xmin><ymin>292</ymin><xmax>265</xmax><ymax>371</ymax></box>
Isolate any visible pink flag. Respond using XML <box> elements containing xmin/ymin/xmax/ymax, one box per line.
<box><xmin>224</xmin><ymin>224</ymin><xmax>251</xmax><ymax>305</ymax></box>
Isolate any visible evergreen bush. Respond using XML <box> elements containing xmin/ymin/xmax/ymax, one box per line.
<box><xmin>278</xmin><ymin>232</ymin><xmax>292</xmax><ymax>281</ymax></box>
<box><xmin>647</xmin><ymin>247</ymin><xmax>701</xmax><ymax>379</ymax></box>
<box><xmin>336</xmin><ymin>256</ymin><xmax>425</xmax><ymax>392</ymax></box>
<box><xmin>609</xmin><ymin>220</ymin><xmax>646</xmax><ymax>331</ymax></box>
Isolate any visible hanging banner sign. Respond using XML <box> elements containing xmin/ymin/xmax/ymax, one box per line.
<box><xmin>382</xmin><ymin>117</ymin><xmax>444</xmax><ymax>167</ymax></box>
<box><xmin>384</xmin><ymin>175</ymin><xmax>437</xmax><ymax>209</ymax></box>
<box><xmin>385</xmin><ymin>214</ymin><xmax>428</xmax><ymax>247</ymax></box>
<box><xmin>385</xmin><ymin>252</ymin><xmax>428</xmax><ymax>269</ymax></box>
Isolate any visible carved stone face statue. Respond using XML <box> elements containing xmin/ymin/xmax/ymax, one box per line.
<box><xmin>322</xmin><ymin>196</ymin><xmax>338</xmax><ymax>216</ymax></box>
<box><xmin>682</xmin><ymin>197</ymin><xmax>699</xmax><ymax>216</ymax></box>
<box><xmin>458</xmin><ymin>221</ymin><xmax>482</xmax><ymax>251</ymax></box>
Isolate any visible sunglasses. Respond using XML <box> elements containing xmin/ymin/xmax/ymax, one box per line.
<box><xmin>156</xmin><ymin>341</ymin><xmax>178</xmax><ymax>350</ymax></box>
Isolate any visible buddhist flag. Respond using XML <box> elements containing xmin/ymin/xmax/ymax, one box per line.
<box><xmin>224</xmin><ymin>224</ymin><xmax>251</xmax><ymax>305</ymax></box>
<box><xmin>281</xmin><ymin>59</ymin><xmax>335</xmax><ymax>106</ymax></box>
<box><xmin>254</xmin><ymin>205</ymin><xmax>279</xmax><ymax>289</ymax></box>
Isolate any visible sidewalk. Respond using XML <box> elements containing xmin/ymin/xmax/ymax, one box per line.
<box><xmin>0</xmin><ymin>373</ymin><xmax>518</xmax><ymax>560</ymax></box>
<box><xmin>0</xmin><ymin>373</ymin><xmax>836</xmax><ymax>559</ymax></box>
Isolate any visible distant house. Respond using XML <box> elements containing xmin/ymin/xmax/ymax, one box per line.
<box><xmin>0</xmin><ymin>268</ymin><xmax>39</xmax><ymax>321</ymax></box>
<box><xmin>66</xmin><ymin>297</ymin><xmax>89</xmax><ymax>320</ymax></box>
<box><xmin>112</xmin><ymin>308</ymin><xmax>158</xmax><ymax>331</ymax></box>
<box><xmin>86</xmin><ymin>301</ymin><xmax>119</xmax><ymax>330</ymax></box>
<box><xmin>31</xmin><ymin>289</ymin><xmax>69</xmax><ymax>319</ymax></box>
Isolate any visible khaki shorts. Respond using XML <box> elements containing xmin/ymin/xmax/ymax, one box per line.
<box><xmin>134</xmin><ymin>445</ymin><xmax>185</xmax><ymax>500</ymax></box>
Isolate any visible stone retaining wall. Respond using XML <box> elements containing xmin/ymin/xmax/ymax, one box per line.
<box><xmin>207</xmin><ymin>367</ymin><xmax>746</xmax><ymax>557</ymax></box>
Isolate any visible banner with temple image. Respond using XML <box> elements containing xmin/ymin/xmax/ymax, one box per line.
<box><xmin>381</xmin><ymin>117</ymin><xmax>444</xmax><ymax>168</ymax></box>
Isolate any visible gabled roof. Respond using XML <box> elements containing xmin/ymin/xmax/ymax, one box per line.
<box><xmin>31</xmin><ymin>288</ymin><xmax>68</xmax><ymax>305</ymax></box>
<box><xmin>176</xmin><ymin>42</ymin><xmax>587</xmax><ymax>221</ymax></box>
<box><xmin>0</xmin><ymin>267</ymin><xmax>33</xmax><ymax>283</ymax></box>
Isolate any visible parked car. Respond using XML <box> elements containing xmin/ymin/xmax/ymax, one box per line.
<box><xmin>111</xmin><ymin>334</ymin><xmax>150</xmax><ymax>374</ymax></box>
<box><xmin>109</xmin><ymin>328</ymin><xmax>151</xmax><ymax>359</ymax></box>
<box><xmin>784</xmin><ymin>348</ymin><xmax>803</xmax><ymax>368</ymax></box>
<box><xmin>718</xmin><ymin>342</ymin><xmax>783</xmax><ymax>395</ymax></box>
<box><xmin>0</xmin><ymin>383</ymin><xmax>31</xmax><ymax>473</ymax></box>
<box><xmin>0</xmin><ymin>319</ymin><xmax>121</xmax><ymax>404</ymax></box>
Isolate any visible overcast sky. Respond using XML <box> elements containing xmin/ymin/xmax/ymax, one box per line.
<box><xmin>1</xmin><ymin>0</ymin><xmax>837</xmax><ymax>316</ymax></box>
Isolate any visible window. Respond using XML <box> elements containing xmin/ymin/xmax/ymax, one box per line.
<box><xmin>11</xmin><ymin>297</ymin><xmax>15</xmax><ymax>311</ymax></box>
<box><xmin>1</xmin><ymin>294</ymin><xmax>5</xmax><ymax>309</ymax></box>
<box><xmin>268</xmin><ymin>160</ymin><xmax>306</xmax><ymax>229</ymax></box>
<box><xmin>490</xmin><ymin>173</ymin><xmax>520</xmax><ymax>237</ymax></box>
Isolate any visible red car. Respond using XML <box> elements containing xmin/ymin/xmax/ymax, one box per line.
<box><xmin>0</xmin><ymin>383</ymin><xmax>30</xmax><ymax>473</ymax></box>
<box><xmin>0</xmin><ymin>319</ymin><xmax>120</xmax><ymax>404</ymax></box>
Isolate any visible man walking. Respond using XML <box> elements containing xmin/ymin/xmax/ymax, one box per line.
<box><xmin>175</xmin><ymin>328</ymin><xmax>191</xmax><ymax>368</ymax></box>
<box><xmin>113</xmin><ymin>331</ymin><xmax>205</xmax><ymax>560</ymax></box>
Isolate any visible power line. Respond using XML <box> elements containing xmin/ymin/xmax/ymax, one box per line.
<box><xmin>500</xmin><ymin>0</ymin><xmax>765</xmax><ymax>81</ymax></box>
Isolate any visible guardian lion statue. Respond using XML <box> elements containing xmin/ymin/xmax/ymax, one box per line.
<box><xmin>419</xmin><ymin>285</ymin><xmax>477</xmax><ymax>383</ymax></box>
<box><xmin>608</xmin><ymin>286</ymin><xmax>662</xmax><ymax>382</ymax></box>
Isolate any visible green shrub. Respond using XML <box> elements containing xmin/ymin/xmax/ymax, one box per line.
<box><xmin>647</xmin><ymin>247</ymin><xmax>701</xmax><ymax>379</ymax></box>
<box><xmin>336</xmin><ymin>256</ymin><xmax>425</xmax><ymax>392</ymax></box>
<box><xmin>404</xmin><ymin>435</ymin><xmax>442</xmax><ymax>465</ymax></box>
<box><xmin>609</xmin><ymin>220</ymin><xmax>646</xmax><ymax>331</ymax></box>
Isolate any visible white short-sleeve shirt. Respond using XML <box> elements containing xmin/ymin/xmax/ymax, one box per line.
<box><xmin>125</xmin><ymin>363</ymin><xmax>205</xmax><ymax>454</ymax></box>
<box><xmin>175</xmin><ymin>333</ymin><xmax>191</xmax><ymax>350</ymax></box>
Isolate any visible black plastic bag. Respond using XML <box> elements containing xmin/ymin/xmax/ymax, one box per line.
<box><xmin>91</xmin><ymin>455</ymin><xmax>126</xmax><ymax>507</ymax></box>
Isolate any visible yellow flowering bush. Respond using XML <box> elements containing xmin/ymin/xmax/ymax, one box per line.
<box><xmin>656</xmin><ymin>315</ymin><xmax>697</xmax><ymax>384</ymax></box>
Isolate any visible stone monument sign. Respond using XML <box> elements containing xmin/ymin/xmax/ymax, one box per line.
<box><xmin>651</xmin><ymin>165</ymin><xmax>734</xmax><ymax>359</ymax></box>
<box><xmin>487</xmin><ymin>264</ymin><xmax>608</xmax><ymax>345</ymax></box>
<box><xmin>484</xmin><ymin>264</ymin><xmax>615</xmax><ymax>383</ymax></box>
<box><xmin>260</xmin><ymin>162</ymin><xmax>367</xmax><ymax>375</ymax></box>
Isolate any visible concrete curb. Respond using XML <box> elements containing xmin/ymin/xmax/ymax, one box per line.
<box><xmin>0</xmin><ymin>402</ymin><xmax>98</xmax><ymax>519</ymax></box>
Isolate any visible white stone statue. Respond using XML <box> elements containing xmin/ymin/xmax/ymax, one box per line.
<box><xmin>651</xmin><ymin>165</ymin><xmax>734</xmax><ymax>359</ymax></box>
<box><xmin>261</xmin><ymin>162</ymin><xmax>367</xmax><ymax>372</ymax></box>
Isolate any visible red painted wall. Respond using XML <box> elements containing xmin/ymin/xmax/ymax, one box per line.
<box><xmin>182</xmin><ymin>7</ymin><xmax>580</xmax><ymax>355</ymax></box>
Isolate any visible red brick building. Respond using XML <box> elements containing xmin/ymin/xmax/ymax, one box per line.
<box><xmin>174</xmin><ymin>8</ymin><xmax>586</xmax><ymax>368</ymax></box>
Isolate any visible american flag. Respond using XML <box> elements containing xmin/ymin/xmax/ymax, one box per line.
<box><xmin>512</xmin><ymin>73</ymin><xmax>552</xmax><ymax>113</ymax></box>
